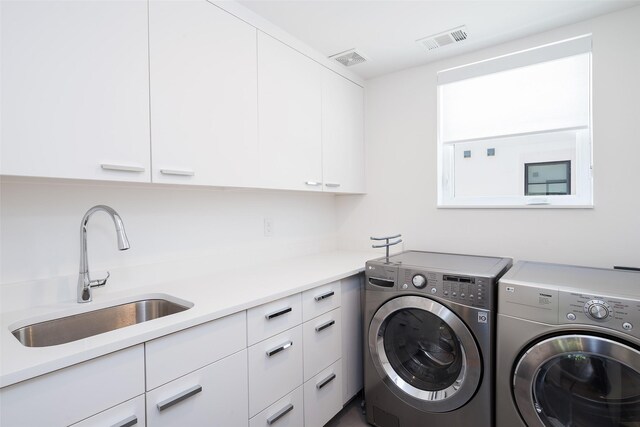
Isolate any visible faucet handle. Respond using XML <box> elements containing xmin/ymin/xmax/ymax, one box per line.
<box><xmin>89</xmin><ymin>271</ymin><xmax>110</xmax><ymax>288</ymax></box>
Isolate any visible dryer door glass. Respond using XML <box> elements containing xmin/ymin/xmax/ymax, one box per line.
<box><xmin>513</xmin><ymin>334</ymin><xmax>640</xmax><ymax>427</ymax></box>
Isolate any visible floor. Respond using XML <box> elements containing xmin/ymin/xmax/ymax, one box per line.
<box><xmin>326</xmin><ymin>394</ymin><xmax>369</xmax><ymax>427</ymax></box>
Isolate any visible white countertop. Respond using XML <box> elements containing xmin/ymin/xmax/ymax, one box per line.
<box><xmin>0</xmin><ymin>250</ymin><xmax>374</xmax><ymax>388</ymax></box>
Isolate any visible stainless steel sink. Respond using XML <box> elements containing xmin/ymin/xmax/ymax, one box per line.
<box><xmin>12</xmin><ymin>299</ymin><xmax>190</xmax><ymax>347</ymax></box>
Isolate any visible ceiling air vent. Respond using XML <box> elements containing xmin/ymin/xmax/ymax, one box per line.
<box><xmin>417</xmin><ymin>25</ymin><xmax>468</xmax><ymax>51</ymax></box>
<box><xmin>329</xmin><ymin>49</ymin><xmax>367</xmax><ymax>67</ymax></box>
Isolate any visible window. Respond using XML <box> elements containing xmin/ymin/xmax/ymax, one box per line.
<box><xmin>437</xmin><ymin>35</ymin><xmax>593</xmax><ymax>208</ymax></box>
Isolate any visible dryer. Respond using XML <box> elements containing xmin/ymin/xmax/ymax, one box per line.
<box><xmin>364</xmin><ymin>251</ymin><xmax>512</xmax><ymax>427</ymax></box>
<box><xmin>496</xmin><ymin>261</ymin><xmax>640</xmax><ymax>427</ymax></box>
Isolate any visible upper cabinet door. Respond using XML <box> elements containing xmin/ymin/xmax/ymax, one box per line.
<box><xmin>257</xmin><ymin>32</ymin><xmax>323</xmax><ymax>192</ymax></box>
<box><xmin>322</xmin><ymin>70</ymin><xmax>365</xmax><ymax>194</ymax></box>
<box><xmin>0</xmin><ymin>0</ymin><xmax>150</xmax><ymax>182</ymax></box>
<box><xmin>149</xmin><ymin>0</ymin><xmax>258</xmax><ymax>187</ymax></box>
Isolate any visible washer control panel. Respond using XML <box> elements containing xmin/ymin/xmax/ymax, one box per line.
<box><xmin>400</xmin><ymin>269</ymin><xmax>493</xmax><ymax>309</ymax></box>
<box><xmin>560</xmin><ymin>291</ymin><xmax>640</xmax><ymax>339</ymax></box>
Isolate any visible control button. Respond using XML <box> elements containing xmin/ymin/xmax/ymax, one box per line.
<box><xmin>623</xmin><ymin>322</ymin><xmax>633</xmax><ymax>331</ymax></box>
<box><xmin>470</xmin><ymin>294</ymin><xmax>474</xmax><ymax>299</ymax></box>
<box><xmin>412</xmin><ymin>274</ymin><xmax>427</xmax><ymax>289</ymax></box>
<box><xmin>452</xmin><ymin>292</ymin><xmax>457</xmax><ymax>297</ymax></box>
<box><xmin>460</xmin><ymin>293</ymin><xmax>465</xmax><ymax>298</ymax></box>
<box><xmin>443</xmin><ymin>290</ymin><xmax>449</xmax><ymax>295</ymax></box>
<box><xmin>430</xmin><ymin>287</ymin><xmax>437</xmax><ymax>294</ymax></box>
<box><xmin>478</xmin><ymin>296</ymin><xmax>483</xmax><ymax>300</ymax></box>
<box><xmin>566</xmin><ymin>313</ymin><xmax>576</xmax><ymax>321</ymax></box>
<box><xmin>401</xmin><ymin>283</ymin><xmax>409</xmax><ymax>290</ymax></box>
<box><xmin>584</xmin><ymin>299</ymin><xmax>611</xmax><ymax>321</ymax></box>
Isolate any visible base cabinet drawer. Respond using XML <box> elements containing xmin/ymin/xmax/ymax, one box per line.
<box><xmin>0</xmin><ymin>345</ymin><xmax>145</xmax><ymax>427</ymax></box>
<box><xmin>302</xmin><ymin>281</ymin><xmax>341</xmax><ymax>321</ymax></box>
<box><xmin>247</xmin><ymin>293</ymin><xmax>302</xmax><ymax>346</ymax></box>
<box><xmin>303</xmin><ymin>307</ymin><xmax>342</xmax><ymax>381</ymax></box>
<box><xmin>71</xmin><ymin>395</ymin><xmax>145</xmax><ymax>427</ymax></box>
<box><xmin>304</xmin><ymin>360</ymin><xmax>343</xmax><ymax>427</ymax></box>
<box><xmin>249</xmin><ymin>385</ymin><xmax>303</xmax><ymax>427</ymax></box>
<box><xmin>146</xmin><ymin>349</ymin><xmax>248</xmax><ymax>427</ymax></box>
<box><xmin>248</xmin><ymin>325</ymin><xmax>303</xmax><ymax>417</ymax></box>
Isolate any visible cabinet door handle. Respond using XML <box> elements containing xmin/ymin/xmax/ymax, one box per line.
<box><xmin>111</xmin><ymin>415</ymin><xmax>138</xmax><ymax>427</ymax></box>
<box><xmin>266</xmin><ymin>403</ymin><xmax>294</xmax><ymax>425</ymax></box>
<box><xmin>160</xmin><ymin>169</ymin><xmax>195</xmax><ymax>176</ymax></box>
<box><xmin>265</xmin><ymin>307</ymin><xmax>292</xmax><ymax>320</ymax></box>
<box><xmin>157</xmin><ymin>385</ymin><xmax>203</xmax><ymax>412</ymax></box>
<box><xmin>100</xmin><ymin>164</ymin><xmax>145</xmax><ymax>173</ymax></box>
<box><xmin>324</xmin><ymin>183</ymin><xmax>341</xmax><ymax>188</ymax></box>
<box><xmin>314</xmin><ymin>290</ymin><xmax>334</xmax><ymax>301</ymax></box>
<box><xmin>315</xmin><ymin>319</ymin><xmax>335</xmax><ymax>332</ymax></box>
<box><xmin>266</xmin><ymin>341</ymin><xmax>293</xmax><ymax>357</ymax></box>
<box><xmin>304</xmin><ymin>181</ymin><xmax>322</xmax><ymax>186</ymax></box>
<box><xmin>316</xmin><ymin>373</ymin><xmax>337</xmax><ymax>390</ymax></box>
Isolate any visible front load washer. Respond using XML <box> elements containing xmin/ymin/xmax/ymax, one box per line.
<box><xmin>364</xmin><ymin>250</ymin><xmax>512</xmax><ymax>427</ymax></box>
<box><xmin>496</xmin><ymin>261</ymin><xmax>640</xmax><ymax>427</ymax></box>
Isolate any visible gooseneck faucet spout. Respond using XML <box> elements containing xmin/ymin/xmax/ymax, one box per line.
<box><xmin>77</xmin><ymin>205</ymin><xmax>130</xmax><ymax>303</ymax></box>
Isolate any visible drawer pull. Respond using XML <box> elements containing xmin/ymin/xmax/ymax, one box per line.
<box><xmin>316</xmin><ymin>373</ymin><xmax>337</xmax><ymax>390</ymax></box>
<box><xmin>101</xmin><ymin>164</ymin><xmax>145</xmax><ymax>173</ymax></box>
<box><xmin>305</xmin><ymin>181</ymin><xmax>322</xmax><ymax>186</ymax></box>
<box><xmin>266</xmin><ymin>341</ymin><xmax>293</xmax><ymax>357</ymax></box>
<box><xmin>157</xmin><ymin>385</ymin><xmax>203</xmax><ymax>412</ymax></box>
<box><xmin>265</xmin><ymin>307</ymin><xmax>292</xmax><ymax>320</ymax></box>
<box><xmin>315</xmin><ymin>319</ymin><xmax>335</xmax><ymax>332</ymax></box>
<box><xmin>324</xmin><ymin>183</ymin><xmax>341</xmax><ymax>188</ymax></box>
<box><xmin>266</xmin><ymin>403</ymin><xmax>294</xmax><ymax>425</ymax></box>
<box><xmin>314</xmin><ymin>291</ymin><xmax>335</xmax><ymax>302</ymax></box>
<box><xmin>160</xmin><ymin>169</ymin><xmax>195</xmax><ymax>176</ymax></box>
<box><xmin>111</xmin><ymin>415</ymin><xmax>138</xmax><ymax>427</ymax></box>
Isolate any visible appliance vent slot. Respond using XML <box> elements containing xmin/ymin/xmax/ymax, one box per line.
<box><xmin>417</xmin><ymin>25</ymin><xmax>468</xmax><ymax>51</ymax></box>
<box><xmin>329</xmin><ymin>49</ymin><xmax>367</xmax><ymax>67</ymax></box>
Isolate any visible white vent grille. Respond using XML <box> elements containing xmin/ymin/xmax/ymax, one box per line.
<box><xmin>417</xmin><ymin>26</ymin><xmax>468</xmax><ymax>51</ymax></box>
<box><xmin>329</xmin><ymin>49</ymin><xmax>367</xmax><ymax>67</ymax></box>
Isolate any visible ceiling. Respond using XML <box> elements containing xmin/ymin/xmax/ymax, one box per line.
<box><xmin>238</xmin><ymin>0</ymin><xmax>640</xmax><ymax>80</ymax></box>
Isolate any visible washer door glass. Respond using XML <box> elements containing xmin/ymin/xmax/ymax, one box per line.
<box><xmin>513</xmin><ymin>334</ymin><xmax>640</xmax><ymax>427</ymax></box>
<box><xmin>368</xmin><ymin>295</ymin><xmax>482</xmax><ymax>412</ymax></box>
<box><xmin>383</xmin><ymin>308</ymin><xmax>463</xmax><ymax>391</ymax></box>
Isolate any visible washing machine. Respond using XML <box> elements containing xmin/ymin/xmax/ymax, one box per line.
<box><xmin>364</xmin><ymin>250</ymin><xmax>512</xmax><ymax>427</ymax></box>
<box><xmin>496</xmin><ymin>261</ymin><xmax>640</xmax><ymax>427</ymax></box>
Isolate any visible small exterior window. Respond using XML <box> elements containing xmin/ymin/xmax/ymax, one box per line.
<box><xmin>437</xmin><ymin>35</ymin><xmax>593</xmax><ymax>208</ymax></box>
<box><xmin>525</xmin><ymin>161</ymin><xmax>571</xmax><ymax>196</ymax></box>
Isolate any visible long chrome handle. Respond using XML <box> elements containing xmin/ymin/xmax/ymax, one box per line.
<box><xmin>157</xmin><ymin>385</ymin><xmax>203</xmax><ymax>412</ymax></box>
<box><xmin>304</xmin><ymin>181</ymin><xmax>322</xmax><ymax>186</ymax></box>
<box><xmin>316</xmin><ymin>373</ymin><xmax>336</xmax><ymax>390</ymax></box>
<box><xmin>111</xmin><ymin>415</ymin><xmax>138</xmax><ymax>427</ymax></box>
<box><xmin>315</xmin><ymin>319</ymin><xmax>335</xmax><ymax>332</ymax></box>
<box><xmin>266</xmin><ymin>403</ymin><xmax>294</xmax><ymax>425</ymax></box>
<box><xmin>265</xmin><ymin>307</ymin><xmax>292</xmax><ymax>320</ymax></box>
<box><xmin>160</xmin><ymin>169</ymin><xmax>195</xmax><ymax>176</ymax></box>
<box><xmin>100</xmin><ymin>164</ymin><xmax>145</xmax><ymax>173</ymax></box>
<box><xmin>314</xmin><ymin>290</ymin><xmax>334</xmax><ymax>302</ymax></box>
<box><xmin>324</xmin><ymin>183</ymin><xmax>340</xmax><ymax>188</ymax></box>
<box><xmin>266</xmin><ymin>341</ymin><xmax>293</xmax><ymax>357</ymax></box>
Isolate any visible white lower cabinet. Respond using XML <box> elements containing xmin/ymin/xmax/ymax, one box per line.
<box><xmin>0</xmin><ymin>345</ymin><xmax>145</xmax><ymax>427</ymax></box>
<box><xmin>248</xmin><ymin>325</ymin><xmax>304</xmax><ymax>417</ymax></box>
<box><xmin>146</xmin><ymin>349</ymin><xmax>248</xmax><ymax>427</ymax></box>
<box><xmin>341</xmin><ymin>274</ymin><xmax>364</xmax><ymax>404</ymax></box>
<box><xmin>249</xmin><ymin>385</ymin><xmax>304</xmax><ymax>427</ymax></box>
<box><xmin>71</xmin><ymin>395</ymin><xmax>146</xmax><ymax>427</ymax></box>
<box><xmin>304</xmin><ymin>360</ymin><xmax>343</xmax><ymax>427</ymax></box>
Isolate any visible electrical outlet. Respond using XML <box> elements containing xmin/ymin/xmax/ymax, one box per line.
<box><xmin>264</xmin><ymin>217</ymin><xmax>274</xmax><ymax>237</ymax></box>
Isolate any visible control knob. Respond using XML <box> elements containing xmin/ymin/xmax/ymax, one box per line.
<box><xmin>584</xmin><ymin>300</ymin><xmax>611</xmax><ymax>321</ymax></box>
<box><xmin>412</xmin><ymin>274</ymin><xmax>427</xmax><ymax>289</ymax></box>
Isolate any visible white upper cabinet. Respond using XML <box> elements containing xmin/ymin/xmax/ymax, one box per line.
<box><xmin>322</xmin><ymin>70</ymin><xmax>366</xmax><ymax>194</ymax></box>
<box><xmin>257</xmin><ymin>32</ymin><xmax>323</xmax><ymax>192</ymax></box>
<box><xmin>0</xmin><ymin>0</ymin><xmax>151</xmax><ymax>182</ymax></box>
<box><xmin>149</xmin><ymin>0</ymin><xmax>258</xmax><ymax>187</ymax></box>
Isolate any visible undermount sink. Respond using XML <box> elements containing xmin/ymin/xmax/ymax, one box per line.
<box><xmin>12</xmin><ymin>298</ymin><xmax>191</xmax><ymax>347</ymax></box>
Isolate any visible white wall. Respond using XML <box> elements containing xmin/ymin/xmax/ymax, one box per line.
<box><xmin>0</xmin><ymin>178</ymin><xmax>337</xmax><ymax>286</ymax></box>
<box><xmin>337</xmin><ymin>6</ymin><xmax>640</xmax><ymax>269</ymax></box>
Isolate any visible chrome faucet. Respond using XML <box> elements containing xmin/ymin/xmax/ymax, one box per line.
<box><xmin>77</xmin><ymin>205</ymin><xmax>130</xmax><ymax>303</ymax></box>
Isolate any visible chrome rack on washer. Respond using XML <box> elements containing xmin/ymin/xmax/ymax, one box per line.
<box><xmin>370</xmin><ymin>234</ymin><xmax>403</xmax><ymax>261</ymax></box>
